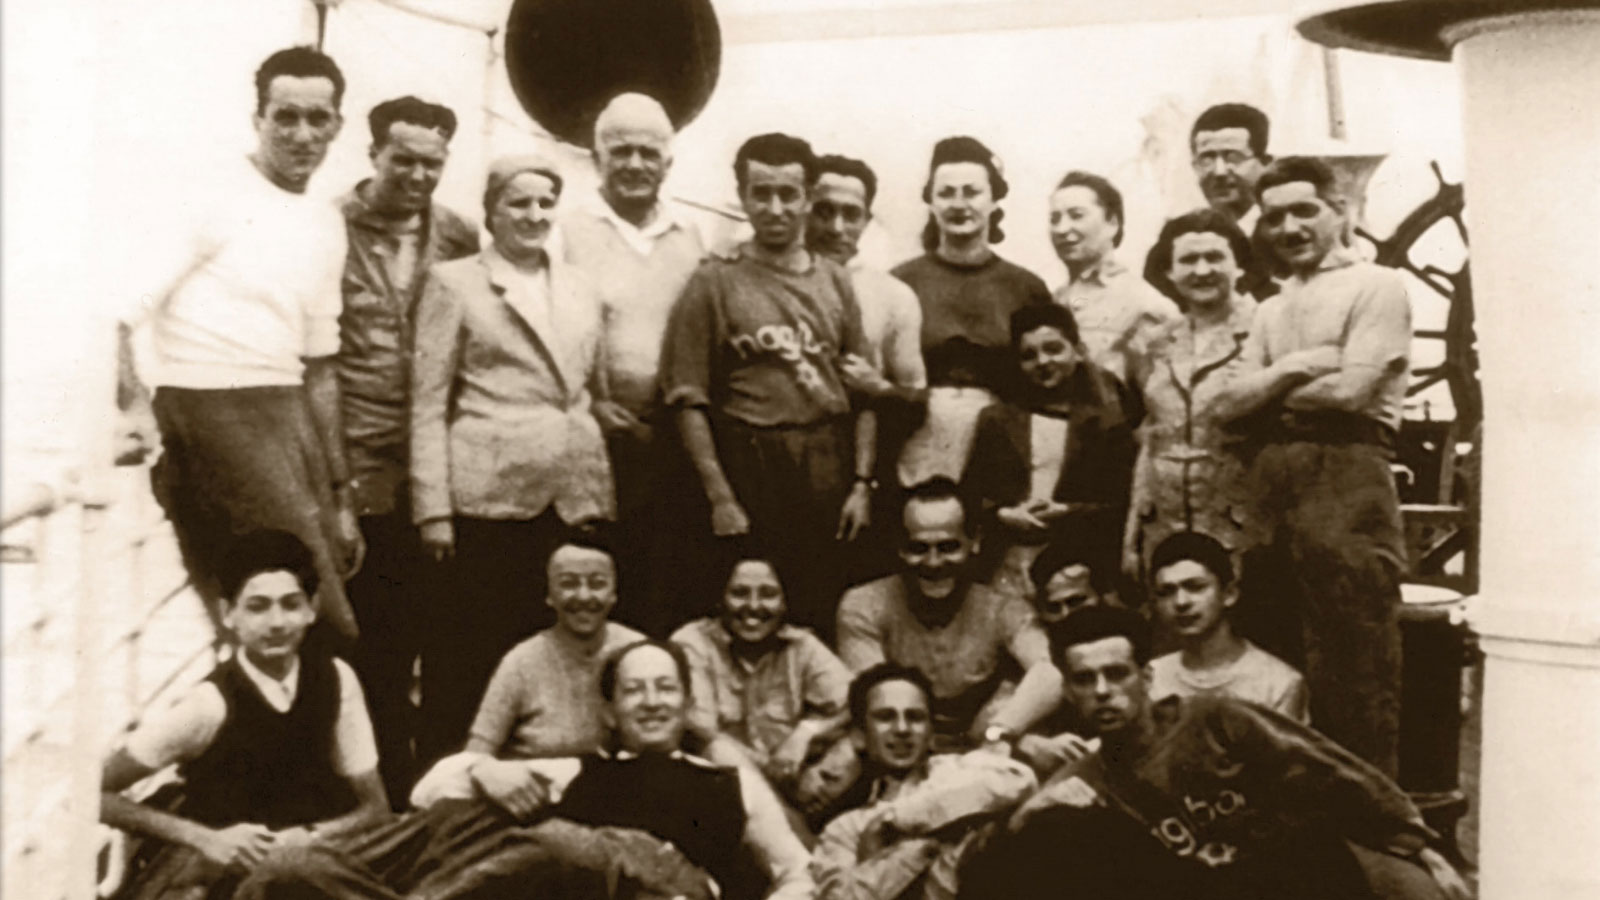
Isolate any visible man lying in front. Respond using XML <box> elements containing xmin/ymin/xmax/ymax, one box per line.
<box><xmin>235</xmin><ymin>638</ymin><xmax>812</xmax><ymax>900</ymax></box>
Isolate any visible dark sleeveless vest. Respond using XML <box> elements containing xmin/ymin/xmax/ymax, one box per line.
<box><xmin>555</xmin><ymin>753</ymin><xmax>767</xmax><ymax>900</ymax></box>
<box><xmin>177</xmin><ymin>652</ymin><xmax>355</xmax><ymax>829</ymax></box>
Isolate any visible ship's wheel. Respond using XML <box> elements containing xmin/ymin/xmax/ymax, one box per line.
<box><xmin>1357</xmin><ymin>162</ymin><xmax>1479</xmax><ymax>589</ymax></box>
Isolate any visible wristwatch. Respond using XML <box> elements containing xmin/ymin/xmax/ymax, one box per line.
<box><xmin>853</xmin><ymin>475</ymin><xmax>880</xmax><ymax>492</ymax></box>
<box><xmin>983</xmin><ymin>724</ymin><xmax>1018</xmax><ymax>746</ymax></box>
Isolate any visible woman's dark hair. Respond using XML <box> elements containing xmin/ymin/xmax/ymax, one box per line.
<box><xmin>217</xmin><ymin>529</ymin><xmax>320</xmax><ymax>606</ymax></box>
<box><xmin>1053</xmin><ymin>171</ymin><xmax>1125</xmax><ymax>248</ymax></box>
<box><xmin>1009</xmin><ymin>302</ymin><xmax>1082</xmax><ymax>349</ymax></box>
<box><xmin>919</xmin><ymin>136</ymin><xmax>1009</xmax><ymax>252</ymax></box>
<box><xmin>1142</xmin><ymin>207</ymin><xmax>1254</xmax><ymax>304</ymax></box>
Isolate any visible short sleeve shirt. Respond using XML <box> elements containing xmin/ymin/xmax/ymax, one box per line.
<box><xmin>836</xmin><ymin>576</ymin><xmax>1050</xmax><ymax>715</ymax></box>
<box><xmin>670</xmin><ymin>619</ymin><xmax>851</xmax><ymax>755</ymax></box>
<box><xmin>1148</xmin><ymin>642</ymin><xmax>1309</xmax><ymax>724</ymax></box>
<box><xmin>660</xmin><ymin>252</ymin><xmax>868</xmax><ymax>427</ymax></box>
<box><xmin>123</xmin><ymin>655</ymin><xmax>377</xmax><ymax>777</ymax></box>
<box><xmin>1243</xmin><ymin>250</ymin><xmax>1412</xmax><ymax>430</ymax></box>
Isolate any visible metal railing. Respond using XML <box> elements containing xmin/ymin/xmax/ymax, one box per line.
<box><xmin>2</xmin><ymin>468</ymin><xmax>215</xmax><ymax>900</ymax></box>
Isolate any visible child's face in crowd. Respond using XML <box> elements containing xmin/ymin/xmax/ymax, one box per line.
<box><xmin>223</xmin><ymin>569</ymin><xmax>316</xmax><ymax>671</ymax></box>
<box><xmin>1017</xmin><ymin>325</ymin><xmax>1079</xmax><ymax>393</ymax></box>
<box><xmin>1151</xmin><ymin>559</ymin><xmax>1235</xmax><ymax>641</ymax></box>
<box><xmin>547</xmin><ymin>545</ymin><xmax>618</xmax><ymax>640</ymax></box>
<box><xmin>722</xmin><ymin>560</ymin><xmax>787</xmax><ymax>645</ymax></box>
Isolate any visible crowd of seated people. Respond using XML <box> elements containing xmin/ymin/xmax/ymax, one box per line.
<box><xmin>105</xmin><ymin>43</ymin><xmax>1467</xmax><ymax>900</ymax></box>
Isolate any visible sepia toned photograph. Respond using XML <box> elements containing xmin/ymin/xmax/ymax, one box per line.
<box><xmin>3</xmin><ymin>1</ymin><xmax>1596</xmax><ymax>899</ymax></box>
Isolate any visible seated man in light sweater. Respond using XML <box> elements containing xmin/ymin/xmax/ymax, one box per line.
<box><xmin>811</xmin><ymin>664</ymin><xmax>1036</xmax><ymax>900</ymax></box>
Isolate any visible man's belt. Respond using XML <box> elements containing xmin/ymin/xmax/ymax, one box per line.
<box><xmin>1267</xmin><ymin>410</ymin><xmax>1397</xmax><ymax>450</ymax></box>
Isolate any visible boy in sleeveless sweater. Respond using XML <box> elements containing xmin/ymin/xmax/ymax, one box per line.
<box><xmin>100</xmin><ymin>530</ymin><xmax>388</xmax><ymax>900</ymax></box>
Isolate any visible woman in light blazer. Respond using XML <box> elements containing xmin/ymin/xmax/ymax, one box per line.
<box><xmin>409</xmin><ymin>155</ymin><xmax>616</xmax><ymax>761</ymax></box>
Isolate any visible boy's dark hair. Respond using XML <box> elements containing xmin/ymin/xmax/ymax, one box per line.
<box><xmin>847</xmin><ymin>663</ymin><xmax>934</xmax><ymax>727</ymax></box>
<box><xmin>1009</xmin><ymin>302</ymin><xmax>1082</xmax><ymax>350</ymax></box>
<box><xmin>1255</xmin><ymin>156</ymin><xmax>1342</xmax><ymax>206</ymax></box>
<box><xmin>254</xmin><ymin>46</ymin><xmax>346</xmax><ymax>115</ymax></box>
<box><xmin>899</xmin><ymin>476</ymin><xmax>981</xmax><ymax>541</ymax></box>
<box><xmin>216</xmin><ymin>529</ymin><xmax>319</xmax><ymax>605</ymax></box>
<box><xmin>598</xmin><ymin>638</ymin><xmax>694</xmax><ymax>702</ymax></box>
<box><xmin>369</xmin><ymin>96</ymin><xmax>458</xmax><ymax>145</ymax></box>
<box><xmin>1149</xmin><ymin>531</ymin><xmax>1236</xmax><ymax>588</ymax></box>
<box><xmin>734</xmin><ymin>132</ymin><xmax>818</xmax><ymax>192</ymax></box>
<box><xmin>816</xmin><ymin>154</ymin><xmax>878</xmax><ymax>208</ymax></box>
<box><xmin>1054</xmin><ymin>170</ymin><xmax>1126</xmax><ymax>248</ymax></box>
<box><xmin>1191</xmin><ymin>103</ymin><xmax>1270</xmax><ymax>159</ymax></box>
<box><xmin>1047</xmin><ymin>605</ymin><xmax>1152</xmax><ymax>670</ymax></box>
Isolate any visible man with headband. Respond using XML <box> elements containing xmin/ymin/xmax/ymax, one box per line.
<box><xmin>563</xmin><ymin>92</ymin><xmax>707</xmax><ymax>634</ymax></box>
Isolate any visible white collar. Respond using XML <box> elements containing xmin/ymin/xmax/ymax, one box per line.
<box><xmin>235</xmin><ymin>650</ymin><xmax>301</xmax><ymax>713</ymax></box>
<box><xmin>584</xmin><ymin>192</ymin><xmax>683</xmax><ymax>253</ymax></box>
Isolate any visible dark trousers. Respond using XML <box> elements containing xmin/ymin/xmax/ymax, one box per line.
<box><xmin>417</xmin><ymin>512</ymin><xmax>565</xmax><ymax>766</ymax></box>
<box><xmin>347</xmin><ymin>511</ymin><xmax>434</xmax><ymax>808</ymax></box>
<box><xmin>605</xmin><ymin>423</ymin><xmax>678</xmax><ymax>638</ymax></box>
<box><xmin>1250</xmin><ymin>440</ymin><xmax>1407</xmax><ymax>778</ymax></box>
<box><xmin>711</xmin><ymin>415</ymin><xmax>853</xmax><ymax>644</ymax></box>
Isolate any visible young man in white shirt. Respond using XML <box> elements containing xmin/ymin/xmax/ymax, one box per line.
<box><xmin>1146</xmin><ymin>531</ymin><xmax>1308</xmax><ymax>722</ymax></box>
<box><xmin>101</xmin><ymin>530</ymin><xmax>387</xmax><ymax>900</ymax></box>
<box><xmin>119</xmin><ymin>46</ymin><xmax>364</xmax><ymax>641</ymax></box>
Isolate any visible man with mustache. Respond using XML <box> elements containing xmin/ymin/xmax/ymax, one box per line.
<box><xmin>336</xmin><ymin>95</ymin><xmax>479</xmax><ymax>805</ymax></box>
<box><xmin>118</xmin><ymin>47</ymin><xmax>364</xmax><ymax>641</ymax></box>
<box><xmin>1211</xmin><ymin>156</ymin><xmax>1412</xmax><ymax>778</ymax></box>
<box><xmin>672</xmin><ymin>552</ymin><xmax>854</xmax><ymax>817</ymax></box>
<box><xmin>974</xmin><ymin>606</ymin><xmax>1466</xmax><ymax>900</ymax></box>
<box><xmin>237</xmin><ymin>639</ymin><xmax>814</xmax><ymax>900</ymax></box>
<box><xmin>811</xmin><ymin>664</ymin><xmax>1035</xmax><ymax>900</ymax></box>
<box><xmin>660</xmin><ymin>133</ymin><xmax>877</xmax><ymax>642</ymax></box>
<box><xmin>562</xmin><ymin>93</ymin><xmax>707</xmax><ymax>634</ymax></box>
<box><xmin>835</xmin><ymin>478</ymin><xmax>1063</xmax><ymax>755</ymax></box>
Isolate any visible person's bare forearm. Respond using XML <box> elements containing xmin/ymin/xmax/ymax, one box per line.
<box><xmin>991</xmin><ymin>663</ymin><xmax>1065</xmax><ymax>735</ymax></box>
<box><xmin>102</xmin><ymin>792</ymin><xmax>214</xmax><ymax>851</ymax></box>
<box><xmin>304</xmin><ymin>772</ymin><xmax>388</xmax><ymax>841</ymax></box>
<box><xmin>853</xmin><ymin>410</ymin><xmax>877</xmax><ymax>479</ymax></box>
<box><xmin>678</xmin><ymin>408</ymin><xmax>737</xmax><ymax>505</ymax></box>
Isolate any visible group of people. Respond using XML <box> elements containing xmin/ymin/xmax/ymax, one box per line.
<box><xmin>103</xmin><ymin>43</ymin><xmax>1462</xmax><ymax>900</ymax></box>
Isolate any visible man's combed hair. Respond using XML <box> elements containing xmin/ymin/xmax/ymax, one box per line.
<box><xmin>847</xmin><ymin>663</ymin><xmax>934</xmax><ymax>727</ymax></box>
<box><xmin>816</xmin><ymin>153</ymin><xmax>879</xmax><ymax>208</ymax></box>
<box><xmin>1046</xmin><ymin>604</ymin><xmax>1152</xmax><ymax>669</ymax></box>
<box><xmin>598</xmin><ymin>638</ymin><xmax>695</xmax><ymax>702</ymax></box>
<box><xmin>369</xmin><ymin>96</ymin><xmax>458</xmax><ymax>145</ymax></box>
<box><xmin>734</xmin><ymin>132</ymin><xmax>819</xmax><ymax>191</ymax></box>
<box><xmin>1149</xmin><ymin>531</ymin><xmax>1236</xmax><ymax>588</ymax></box>
<box><xmin>1054</xmin><ymin>171</ymin><xmax>1126</xmax><ymax>248</ymax></box>
<box><xmin>254</xmin><ymin>46</ymin><xmax>346</xmax><ymax>114</ymax></box>
<box><xmin>1191</xmin><ymin>103</ymin><xmax>1270</xmax><ymax>159</ymax></box>
<box><xmin>1254</xmin><ymin>155</ymin><xmax>1341</xmax><ymax>205</ymax></box>
<box><xmin>1029</xmin><ymin>524</ymin><xmax>1113</xmax><ymax>595</ymax></box>
<box><xmin>216</xmin><ymin>529</ymin><xmax>320</xmax><ymax>605</ymax></box>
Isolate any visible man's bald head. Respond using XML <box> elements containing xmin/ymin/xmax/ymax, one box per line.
<box><xmin>594</xmin><ymin>93</ymin><xmax>674</xmax><ymax>220</ymax></box>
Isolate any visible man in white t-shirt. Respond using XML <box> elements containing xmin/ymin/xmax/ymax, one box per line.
<box><xmin>100</xmin><ymin>530</ymin><xmax>387</xmax><ymax>900</ymax></box>
<box><xmin>1146</xmin><ymin>531</ymin><xmax>1308</xmax><ymax>722</ymax></box>
<box><xmin>118</xmin><ymin>46</ymin><xmax>364</xmax><ymax>640</ymax></box>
